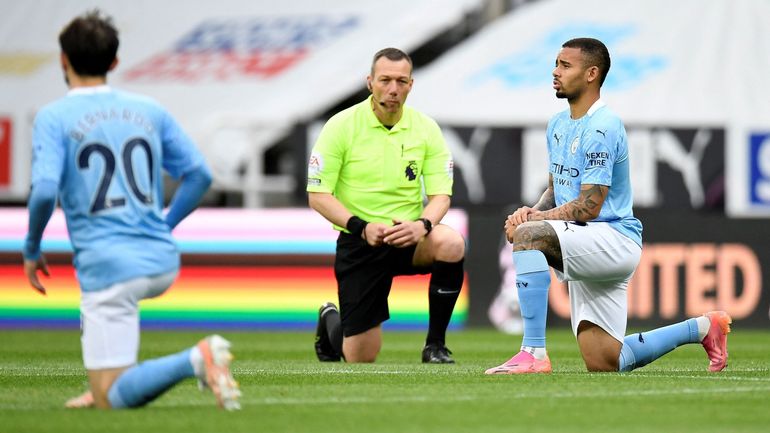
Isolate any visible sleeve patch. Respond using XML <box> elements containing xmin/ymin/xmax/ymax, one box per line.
<box><xmin>308</xmin><ymin>152</ymin><xmax>323</xmax><ymax>177</ymax></box>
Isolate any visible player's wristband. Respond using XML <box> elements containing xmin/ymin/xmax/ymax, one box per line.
<box><xmin>417</xmin><ymin>218</ymin><xmax>433</xmax><ymax>235</ymax></box>
<box><xmin>346</xmin><ymin>216</ymin><xmax>368</xmax><ymax>238</ymax></box>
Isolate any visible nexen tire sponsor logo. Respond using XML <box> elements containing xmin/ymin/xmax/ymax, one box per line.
<box><xmin>586</xmin><ymin>151</ymin><xmax>608</xmax><ymax>167</ymax></box>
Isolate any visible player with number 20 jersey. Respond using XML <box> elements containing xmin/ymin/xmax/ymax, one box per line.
<box><xmin>30</xmin><ymin>87</ymin><xmax>204</xmax><ymax>292</ymax></box>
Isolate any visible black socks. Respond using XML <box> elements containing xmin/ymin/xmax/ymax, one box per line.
<box><xmin>426</xmin><ymin>259</ymin><xmax>464</xmax><ymax>346</ymax></box>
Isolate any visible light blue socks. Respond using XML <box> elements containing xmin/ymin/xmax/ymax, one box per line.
<box><xmin>513</xmin><ymin>250</ymin><xmax>551</xmax><ymax>348</ymax></box>
<box><xmin>618</xmin><ymin>318</ymin><xmax>702</xmax><ymax>372</ymax></box>
<box><xmin>108</xmin><ymin>348</ymin><xmax>195</xmax><ymax>408</ymax></box>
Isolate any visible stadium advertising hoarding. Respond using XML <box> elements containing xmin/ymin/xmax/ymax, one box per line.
<box><xmin>2</xmin><ymin>206</ymin><xmax>766</xmax><ymax>329</ymax></box>
<box><xmin>0</xmin><ymin>117</ymin><xmax>10</xmax><ymax>189</ymax></box>
<box><xmin>408</xmin><ymin>0</ymin><xmax>770</xmax><ymax>217</ymax></box>
<box><xmin>0</xmin><ymin>208</ymin><xmax>469</xmax><ymax>330</ymax></box>
<box><xmin>723</xmin><ymin>125</ymin><xmax>770</xmax><ymax>217</ymax></box>
<box><xmin>302</xmin><ymin>122</ymin><xmax>726</xmax><ymax>211</ymax></box>
<box><xmin>434</xmin><ymin>126</ymin><xmax>725</xmax><ymax>210</ymax></box>
<box><xmin>561</xmin><ymin>209</ymin><xmax>769</xmax><ymax>328</ymax></box>
<box><xmin>749</xmin><ymin>133</ymin><xmax>770</xmax><ymax>206</ymax></box>
<box><xmin>466</xmin><ymin>207</ymin><xmax>770</xmax><ymax>329</ymax></box>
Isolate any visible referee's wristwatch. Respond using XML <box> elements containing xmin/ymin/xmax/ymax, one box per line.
<box><xmin>417</xmin><ymin>218</ymin><xmax>432</xmax><ymax>236</ymax></box>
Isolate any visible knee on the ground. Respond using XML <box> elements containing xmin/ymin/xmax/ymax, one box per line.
<box><xmin>343</xmin><ymin>350</ymin><xmax>378</xmax><ymax>363</ymax></box>
<box><xmin>584</xmin><ymin>358</ymin><xmax>619</xmax><ymax>372</ymax></box>
<box><xmin>342</xmin><ymin>338</ymin><xmax>381</xmax><ymax>363</ymax></box>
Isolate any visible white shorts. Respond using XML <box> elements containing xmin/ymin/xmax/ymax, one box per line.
<box><xmin>544</xmin><ymin>221</ymin><xmax>641</xmax><ymax>342</ymax></box>
<box><xmin>80</xmin><ymin>271</ymin><xmax>178</xmax><ymax>370</ymax></box>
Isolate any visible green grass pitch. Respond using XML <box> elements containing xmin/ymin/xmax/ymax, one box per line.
<box><xmin>2</xmin><ymin>328</ymin><xmax>769</xmax><ymax>433</ymax></box>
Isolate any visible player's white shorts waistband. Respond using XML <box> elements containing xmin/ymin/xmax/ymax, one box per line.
<box><xmin>544</xmin><ymin>220</ymin><xmax>640</xmax><ymax>283</ymax></box>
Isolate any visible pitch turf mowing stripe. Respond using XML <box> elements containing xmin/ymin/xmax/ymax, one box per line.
<box><xmin>4</xmin><ymin>386</ymin><xmax>767</xmax><ymax>410</ymax></box>
<box><xmin>186</xmin><ymin>385</ymin><xmax>770</xmax><ymax>406</ymax></box>
<box><xmin>3</xmin><ymin>366</ymin><xmax>768</xmax><ymax>377</ymax></box>
<box><xmin>236</xmin><ymin>368</ymin><xmax>770</xmax><ymax>377</ymax></box>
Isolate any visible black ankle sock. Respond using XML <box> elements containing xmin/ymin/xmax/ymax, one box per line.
<box><xmin>426</xmin><ymin>259</ymin><xmax>464</xmax><ymax>346</ymax></box>
<box><xmin>323</xmin><ymin>308</ymin><xmax>343</xmax><ymax>356</ymax></box>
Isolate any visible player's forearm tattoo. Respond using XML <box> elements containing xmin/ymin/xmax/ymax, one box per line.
<box><xmin>534</xmin><ymin>184</ymin><xmax>608</xmax><ymax>222</ymax></box>
<box><xmin>533</xmin><ymin>188</ymin><xmax>556</xmax><ymax>211</ymax></box>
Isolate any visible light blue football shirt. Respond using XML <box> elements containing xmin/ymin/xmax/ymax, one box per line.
<box><xmin>546</xmin><ymin>100</ymin><xmax>642</xmax><ymax>246</ymax></box>
<box><xmin>31</xmin><ymin>86</ymin><xmax>206</xmax><ymax>291</ymax></box>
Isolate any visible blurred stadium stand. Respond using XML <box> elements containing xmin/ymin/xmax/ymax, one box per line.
<box><xmin>2</xmin><ymin>0</ymin><xmax>532</xmax><ymax>208</ymax></box>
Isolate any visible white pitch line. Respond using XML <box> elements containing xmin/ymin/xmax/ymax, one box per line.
<box><xmin>632</xmin><ymin>374</ymin><xmax>770</xmax><ymax>382</ymax></box>
<box><xmin>239</xmin><ymin>367</ymin><xmax>770</xmax><ymax>376</ymax></box>
<box><xmin>232</xmin><ymin>385</ymin><xmax>770</xmax><ymax>406</ymax></box>
<box><xmin>0</xmin><ymin>370</ymin><xmax>84</xmax><ymax>377</ymax></box>
<box><xmin>3</xmin><ymin>366</ymin><xmax>768</xmax><ymax>378</ymax></box>
<box><xmin>555</xmin><ymin>367</ymin><xmax>770</xmax><ymax>376</ymax></box>
<box><xmin>2</xmin><ymin>385</ymin><xmax>769</xmax><ymax>411</ymax></box>
<box><xmin>246</xmin><ymin>369</ymin><xmax>464</xmax><ymax>375</ymax></box>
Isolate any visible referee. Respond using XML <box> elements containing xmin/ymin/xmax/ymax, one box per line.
<box><xmin>308</xmin><ymin>47</ymin><xmax>465</xmax><ymax>363</ymax></box>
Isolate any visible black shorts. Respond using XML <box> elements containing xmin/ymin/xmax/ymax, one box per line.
<box><xmin>334</xmin><ymin>231</ymin><xmax>431</xmax><ymax>337</ymax></box>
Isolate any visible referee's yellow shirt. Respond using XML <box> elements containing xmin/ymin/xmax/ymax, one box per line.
<box><xmin>307</xmin><ymin>96</ymin><xmax>453</xmax><ymax>230</ymax></box>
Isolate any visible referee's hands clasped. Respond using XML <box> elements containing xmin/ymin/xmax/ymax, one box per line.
<box><xmin>382</xmin><ymin>219</ymin><xmax>428</xmax><ymax>248</ymax></box>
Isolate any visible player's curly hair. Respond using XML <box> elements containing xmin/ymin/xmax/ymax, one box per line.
<box><xmin>59</xmin><ymin>9</ymin><xmax>119</xmax><ymax>76</ymax></box>
<box><xmin>563</xmin><ymin>38</ymin><xmax>611</xmax><ymax>87</ymax></box>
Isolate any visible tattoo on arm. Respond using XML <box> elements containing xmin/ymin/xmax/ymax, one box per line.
<box><xmin>533</xmin><ymin>175</ymin><xmax>556</xmax><ymax>211</ymax></box>
<box><xmin>536</xmin><ymin>184</ymin><xmax>608</xmax><ymax>222</ymax></box>
<box><xmin>533</xmin><ymin>187</ymin><xmax>556</xmax><ymax>211</ymax></box>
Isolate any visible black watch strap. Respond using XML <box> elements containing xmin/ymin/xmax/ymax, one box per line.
<box><xmin>417</xmin><ymin>218</ymin><xmax>432</xmax><ymax>235</ymax></box>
